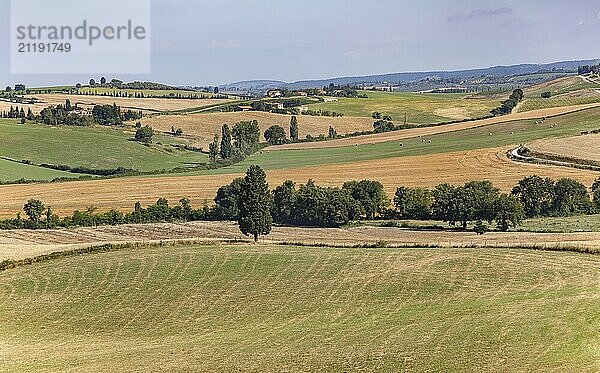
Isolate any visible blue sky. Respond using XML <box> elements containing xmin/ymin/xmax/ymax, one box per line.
<box><xmin>1</xmin><ymin>0</ymin><xmax>600</xmax><ymax>87</ymax></box>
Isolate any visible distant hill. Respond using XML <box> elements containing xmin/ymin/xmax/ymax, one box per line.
<box><xmin>220</xmin><ymin>59</ymin><xmax>600</xmax><ymax>93</ymax></box>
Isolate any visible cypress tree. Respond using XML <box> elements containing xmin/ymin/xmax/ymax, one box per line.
<box><xmin>238</xmin><ymin>165</ymin><xmax>273</xmax><ymax>242</ymax></box>
<box><xmin>220</xmin><ymin>123</ymin><xmax>233</xmax><ymax>159</ymax></box>
<box><xmin>290</xmin><ymin>115</ymin><xmax>299</xmax><ymax>142</ymax></box>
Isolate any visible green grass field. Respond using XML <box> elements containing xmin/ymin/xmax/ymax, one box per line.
<box><xmin>305</xmin><ymin>91</ymin><xmax>500</xmax><ymax>124</ymax></box>
<box><xmin>0</xmin><ymin>119</ymin><xmax>208</xmax><ymax>176</ymax></box>
<box><xmin>186</xmin><ymin>106</ymin><xmax>600</xmax><ymax>176</ymax></box>
<box><xmin>1</xmin><ymin>244</ymin><xmax>599</xmax><ymax>372</ymax></box>
<box><xmin>0</xmin><ymin>158</ymin><xmax>80</xmax><ymax>182</ymax></box>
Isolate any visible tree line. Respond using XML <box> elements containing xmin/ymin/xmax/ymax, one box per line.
<box><xmin>4</xmin><ymin>168</ymin><xmax>599</xmax><ymax>241</ymax></box>
<box><xmin>491</xmin><ymin>89</ymin><xmax>524</xmax><ymax>116</ymax></box>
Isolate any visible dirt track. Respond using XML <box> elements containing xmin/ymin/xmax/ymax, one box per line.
<box><xmin>266</xmin><ymin>103</ymin><xmax>600</xmax><ymax>150</ymax></box>
<box><xmin>3</xmin><ymin>221</ymin><xmax>600</xmax><ymax>262</ymax></box>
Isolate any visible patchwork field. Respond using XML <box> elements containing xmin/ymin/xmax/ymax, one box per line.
<box><xmin>4</xmin><ymin>104</ymin><xmax>600</xmax><ymax>215</ymax></box>
<box><xmin>0</xmin><ymin>119</ymin><xmax>207</xmax><ymax>177</ymax></box>
<box><xmin>1</xmin><ymin>244</ymin><xmax>599</xmax><ymax>372</ymax></box>
<box><xmin>135</xmin><ymin>111</ymin><xmax>374</xmax><ymax>148</ymax></box>
<box><xmin>305</xmin><ymin>90</ymin><xmax>501</xmax><ymax>124</ymax></box>
<box><xmin>268</xmin><ymin>103</ymin><xmax>600</xmax><ymax>150</ymax></box>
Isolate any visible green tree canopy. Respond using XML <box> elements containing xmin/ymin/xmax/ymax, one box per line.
<box><xmin>238</xmin><ymin>166</ymin><xmax>273</xmax><ymax>241</ymax></box>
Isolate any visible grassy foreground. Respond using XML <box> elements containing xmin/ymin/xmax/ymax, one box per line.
<box><xmin>1</xmin><ymin>244</ymin><xmax>599</xmax><ymax>372</ymax></box>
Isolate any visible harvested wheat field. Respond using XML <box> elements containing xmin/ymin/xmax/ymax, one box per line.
<box><xmin>0</xmin><ymin>147</ymin><xmax>596</xmax><ymax>218</ymax></box>
<box><xmin>267</xmin><ymin>103</ymin><xmax>600</xmax><ymax>150</ymax></box>
<box><xmin>6</xmin><ymin>221</ymin><xmax>600</xmax><ymax>262</ymax></box>
<box><xmin>2</xmin><ymin>243</ymin><xmax>600</xmax><ymax>371</ymax></box>
<box><xmin>527</xmin><ymin>133</ymin><xmax>600</xmax><ymax>163</ymax></box>
<box><xmin>136</xmin><ymin>111</ymin><xmax>374</xmax><ymax>148</ymax></box>
<box><xmin>28</xmin><ymin>93</ymin><xmax>232</xmax><ymax>113</ymax></box>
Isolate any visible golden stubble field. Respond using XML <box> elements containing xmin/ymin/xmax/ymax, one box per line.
<box><xmin>527</xmin><ymin>133</ymin><xmax>600</xmax><ymax>163</ymax></box>
<box><xmin>135</xmin><ymin>111</ymin><xmax>374</xmax><ymax>148</ymax></box>
<box><xmin>0</xmin><ymin>146</ymin><xmax>597</xmax><ymax>218</ymax></box>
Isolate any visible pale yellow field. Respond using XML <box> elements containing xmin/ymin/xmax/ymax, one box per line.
<box><xmin>0</xmin><ymin>100</ymin><xmax>48</xmax><ymax>114</ymax></box>
<box><xmin>527</xmin><ymin>133</ymin><xmax>600</xmax><ymax>163</ymax></box>
<box><xmin>5</xmin><ymin>220</ymin><xmax>600</xmax><ymax>262</ymax></box>
<box><xmin>266</xmin><ymin>103</ymin><xmax>600</xmax><ymax>150</ymax></box>
<box><xmin>28</xmin><ymin>94</ymin><xmax>232</xmax><ymax>113</ymax></box>
<box><xmin>0</xmin><ymin>146</ymin><xmax>596</xmax><ymax>218</ymax></box>
<box><xmin>135</xmin><ymin>111</ymin><xmax>374</xmax><ymax>148</ymax></box>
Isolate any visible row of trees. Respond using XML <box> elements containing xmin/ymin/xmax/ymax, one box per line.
<box><xmin>1</xmin><ymin>106</ymin><xmax>33</xmax><ymax>120</ymax></box>
<box><xmin>577</xmin><ymin>64</ymin><xmax>600</xmax><ymax>75</ymax></box>
<box><xmin>6</xmin><ymin>167</ymin><xmax>600</xmax><ymax>241</ymax></box>
<box><xmin>491</xmin><ymin>89</ymin><xmax>524</xmax><ymax>116</ymax></box>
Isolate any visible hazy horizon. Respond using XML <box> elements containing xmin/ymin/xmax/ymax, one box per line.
<box><xmin>1</xmin><ymin>0</ymin><xmax>600</xmax><ymax>87</ymax></box>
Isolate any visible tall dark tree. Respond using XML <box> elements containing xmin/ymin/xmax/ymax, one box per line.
<box><xmin>238</xmin><ymin>165</ymin><xmax>273</xmax><ymax>241</ymax></box>
<box><xmin>24</xmin><ymin>199</ymin><xmax>45</xmax><ymax>223</ymax></box>
<box><xmin>209</xmin><ymin>135</ymin><xmax>219</xmax><ymax>162</ymax></box>
<box><xmin>220</xmin><ymin>124</ymin><xmax>233</xmax><ymax>159</ymax></box>
<box><xmin>232</xmin><ymin>120</ymin><xmax>260</xmax><ymax>154</ymax></box>
<box><xmin>65</xmin><ymin>99</ymin><xmax>72</xmax><ymax>111</ymax></box>
<box><xmin>290</xmin><ymin>116</ymin><xmax>299</xmax><ymax>142</ymax></box>
<box><xmin>89</xmin><ymin>79</ymin><xmax>96</xmax><ymax>86</ymax></box>
<box><xmin>100</xmin><ymin>77</ymin><xmax>107</xmax><ymax>85</ymax></box>
<box><xmin>328</xmin><ymin>126</ymin><xmax>337</xmax><ymax>139</ymax></box>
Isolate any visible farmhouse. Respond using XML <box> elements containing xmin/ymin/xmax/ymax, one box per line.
<box><xmin>266</xmin><ymin>89</ymin><xmax>283</xmax><ymax>98</ymax></box>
